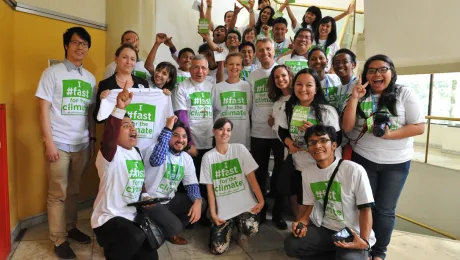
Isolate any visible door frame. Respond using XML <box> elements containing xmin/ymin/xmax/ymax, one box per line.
<box><xmin>0</xmin><ymin>104</ymin><xmax>11</xmax><ymax>260</ymax></box>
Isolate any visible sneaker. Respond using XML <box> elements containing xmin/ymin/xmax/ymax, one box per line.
<box><xmin>67</xmin><ymin>228</ymin><xmax>91</xmax><ymax>244</ymax></box>
<box><xmin>54</xmin><ymin>241</ymin><xmax>76</xmax><ymax>260</ymax></box>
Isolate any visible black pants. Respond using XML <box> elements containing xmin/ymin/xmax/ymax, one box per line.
<box><xmin>250</xmin><ymin>137</ymin><xmax>285</xmax><ymax>219</ymax></box>
<box><xmin>144</xmin><ymin>193</ymin><xmax>206</xmax><ymax>238</ymax></box>
<box><xmin>93</xmin><ymin>217</ymin><xmax>158</xmax><ymax>260</ymax></box>
<box><xmin>284</xmin><ymin>224</ymin><xmax>369</xmax><ymax>260</ymax></box>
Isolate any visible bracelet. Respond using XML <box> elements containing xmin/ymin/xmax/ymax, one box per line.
<box><xmin>361</xmin><ymin>237</ymin><xmax>370</xmax><ymax>251</ymax></box>
<box><xmin>89</xmin><ymin>137</ymin><xmax>97</xmax><ymax>142</ymax></box>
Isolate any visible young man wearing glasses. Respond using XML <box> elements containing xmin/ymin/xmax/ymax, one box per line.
<box><xmin>284</xmin><ymin>125</ymin><xmax>375</xmax><ymax>260</ymax></box>
<box><xmin>35</xmin><ymin>27</ymin><xmax>96</xmax><ymax>260</ymax></box>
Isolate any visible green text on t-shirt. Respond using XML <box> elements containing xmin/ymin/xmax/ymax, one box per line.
<box><xmin>156</xmin><ymin>163</ymin><xmax>185</xmax><ymax>195</ymax></box>
<box><xmin>211</xmin><ymin>158</ymin><xmax>245</xmax><ymax>197</ymax></box>
<box><xmin>220</xmin><ymin>91</ymin><xmax>248</xmax><ymax>120</ymax></box>
<box><xmin>290</xmin><ymin>105</ymin><xmax>318</xmax><ymax>147</ymax></box>
<box><xmin>133</xmin><ymin>70</ymin><xmax>147</xmax><ymax>80</ymax></box>
<box><xmin>61</xmin><ymin>79</ymin><xmax>93</xmax><ymax>115</ymax></box>
<box><xmin>123</xmin><ymin>160</ymin><xmax>145</xmax><ymax>199</ymax></box>
<box><xmin>189</xmin><ymin>92</ymin><xmax>213</xmax><ymax>120</ymax></box>
<box><xmin>254</xmin><ymin>78</ymin><xmax>271</xmax><ymax>107</ymax></box>
<box><xmin>310</xmin><ymin>181</ymin><xmax>344</xmax><ymax>222</ymax></box>
<box><xmin>126</xmin><ymin>103</ymin><xmax>156</xmax><ymax>138</ymax></box>
<box><xmin>285</xmin><ymin>60</ymin><xmax>308</xmax><ymax>74</ymax></box>
<box><xmin>176</xmin><ymin>75</ymin><xmax>188</xmax><ymax>86</ymax></box>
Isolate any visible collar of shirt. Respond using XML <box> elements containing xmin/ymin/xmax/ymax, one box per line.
<box><xmin>189</xmin><ymin>78</ymin><xmax>205</xmax><ymax>88</ymax></box>
<box><xmin>63</xmin><ymin>59</ymin><xmax>83</xmax><ymax>76</ymax></box>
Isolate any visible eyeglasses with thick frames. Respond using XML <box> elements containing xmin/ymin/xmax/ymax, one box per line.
<box><xmin>70</xmin><ymin>40</ymin><xmax>89</xmax><ymax>48</ymax></box>
<box><xmin>307</xmin><ymin>138</ymin><xmax>331</xmax><ymax>147</ymax></box>
<box><xmin>367</xmin><ymin>67</ymin><xmax>390</xmax><ymax>74</ymax></box>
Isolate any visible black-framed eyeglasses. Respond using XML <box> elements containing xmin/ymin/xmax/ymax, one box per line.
<box><xmin>367</xmin><ymin>67</ymin><xmax>390</xmax><ymax>74</ymax></box>
<box><xmin>70</xmin><ymin>40</ymin><xmax>89</xmax><ymax>48</ymax></box>
<box><xmin>307</xmin><ymin>138</ymin><xmax>331</xmax><ymax>147</ymax></box>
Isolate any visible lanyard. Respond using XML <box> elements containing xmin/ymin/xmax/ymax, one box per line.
<box><xmin>371</xmin><ymin>92</ymin><xmax>377</xmax><ymax>113</ymax></box>
<box><xmin>167</xmin><ymin>152</ymin><xmax>183</xmax><ymax>181</ymax></box>
<box><xmin>276</xmin><ymin>40</ymin><xmax>286</xmax><ymax>57</ymax></box>
<box><xmin>241</xmin><ymin>65</ymin><xmax>255</xmax><ymax>80</ymax></box>
<box><xmin>337</xmin><ymin>76</ymin><xmax>356</xmax><ymax>111</ymax></box>
<box><xmin>324</xmin><ymin>76</ymin><xmax>331</xmax><ymax>96</ymax></box>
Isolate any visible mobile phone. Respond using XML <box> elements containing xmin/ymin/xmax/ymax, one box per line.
<box><xmin>332</xmin><ymin>227</ymin><xmax>354</xmax><ymax>242</ymax></box>
<box><xmin>295</xmin><ymin>222</ymin><xmax>305</xmax><ymax>235</ymax></box>
<box><xmin>127</xmin><ymin>197</ymin><xmax>171</xmax><ymax>207</ymax></box>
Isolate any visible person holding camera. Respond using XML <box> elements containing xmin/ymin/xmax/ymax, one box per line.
<box><xmin>341</xmin><ymin>54</ymin><xmax>425</xmax><ymax>260</ymax></box>
<box><xmin>284</xmin><ymin>125</ymin><xmax>375</xmax><ymax>260</ymax></box>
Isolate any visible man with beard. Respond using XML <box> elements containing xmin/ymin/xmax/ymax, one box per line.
<box><xmin>143</xmin><ymin>120</ymin><xmax>204</xmax><ymax>245</ymax></box>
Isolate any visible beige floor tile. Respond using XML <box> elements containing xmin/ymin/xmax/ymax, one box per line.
<box><xmin>21</xmin><ymin>222</ymin><xmax>49</xmax><ymax>241</ymax></box>
<box><xmin>237</xmin><ymin>224</ymin><xmax>285</xmax><ymax>253</ymax></box>
<box><xmin>249</xmin><ymin>249</ymin><xmax>295</xmax><ymax>260</ymax></box>
<box><xmin>78</xmin><ymin>207</ymin><xmax>93</xmax><ymax>220</ymax></box>
<box><xmin>387</xmin><ymin>234</ymin><xmax>460</xmax><ymax>260</ymax></box>
<box><xmin>166</xmin><ymin>226</ymin><xmax>245</xmax><ymax>259</ymax></box>
<box><xmin>10</xmin><ymin>239</ymin><xmax>94</xmax><ymax>260</ymax></box>
<box><xmin>266</xmin><ymin>220</ymin><xmax>293</xmax><ymax>239</ymax></box>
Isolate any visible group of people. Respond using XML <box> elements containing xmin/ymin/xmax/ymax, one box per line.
<box><xmin>35</xmin><ymin>1</ymin><xmax>425</xmax><ymax>260</ymax></box>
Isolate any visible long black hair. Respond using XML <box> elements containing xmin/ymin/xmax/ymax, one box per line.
<box><xmin>358</xmin><ymin>54</ymin><xmax>399</xmax><ymax>117</ymax></box>
<box><xmin>287</xmin><ymin>68</ymin><xmax>328</xmax><ymax>124</ymax></box>
<box><xmin>267</xmin><ymin>65</ymin><xmax>294</xmax><ymax>102</ymax></box>
<box><xmin>301</xmin><ymin>6</ymin><xmax>322</xmax><ymax>32</ymax></box>
<box><xmin>255</xmin><ymin>6</ymin><xmax>275</xmax><ymax>35</ymax></box>
<box><xmin>314</xmin><ymin>16</ymin><xmax>337</xmax><ymax>49</ymax></box>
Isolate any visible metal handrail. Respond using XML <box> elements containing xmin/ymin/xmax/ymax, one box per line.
<box><xmin>425</xmin><ymin>116</ymin><xmax>460</xmax><ymax>122</ymax></box>
<box><xmin>338</xmin><ymin>0</ymin><xmax>354</xmax><ymax>46</ymax></box>
<box><xmin>272</xmin><ymin>0</ymin><xmax>364</xmax><ymax>14</ymax></box>
<box><xmin>396</xmin><ymin>214</ymin><xmax>457</xmax><ymax>240</ymax></box>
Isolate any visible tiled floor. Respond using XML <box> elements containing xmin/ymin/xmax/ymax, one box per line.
<box><xmin>8</xmin><ymin>208</ymin><xmax>460</xmax><ymax>260</ymax></box>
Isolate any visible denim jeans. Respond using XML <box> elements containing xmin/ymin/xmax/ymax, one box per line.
<box><xmin>351</xmin><ymin>152</ymin><xmax>411</xmax><ymax>259</ymax></box>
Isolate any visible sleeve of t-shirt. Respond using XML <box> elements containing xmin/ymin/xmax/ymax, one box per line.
<box><xmin>324</xmin><ymin>105</ymin><xmax>341</xmax><ymax>131</ymax></box>
<box><xmin>353</xmin><ymin>163</ymin><xmax>375</xmax><ymax>206</ymax></box>
<box><xmin>276</xmin><ymin>102</ymin><xmax>289</xmax><ymax>129</ymax></box>
<box><xmin>35</xmin><ymin>68</ymin><xmax>56</xmax><ymax>102</ymax></box>
<box><xmin>302</xmin><ymin>169</ymin><xmax>315</xmax><ymax>206</ymax></box>
<box><xmin>173</xmin><ymin>83</ymin><xmax>187</xmax><ymax>111</ymax></box>
<box><xmin>402</xmin><ymin>87</ymin><xmax>425</xmax><ymax>124</ymax></box>
<box><xmin>182</xmin><ymin>154</ymin><xmax>198</xmax><ymax>186</ymax></box>
<box><xmin>199</xmin><ymin>153</ymin><xmax>213</xmax><ymax>185</ymax></box>
<box><xmin>239</xmin><ymin>145</ymin><xmax>259</xmax><ymax>175</ymax></box>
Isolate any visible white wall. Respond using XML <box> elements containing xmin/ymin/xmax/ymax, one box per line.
<box><xmin>397</xmin><ymin>161</ymin><xmax>460</xmax><ymax>238</ymax></box>
<box><xmin>18</xmin><ymin>0</ymin><xmax>106</xmax><ymax>24</ymax></box>
<box><xmin>414</xmin><ymin>124</ymin><xmax>460</xmax><ymax>153</ymax></box>
<box><xmin>364</xmin><ymin>0</ymin><xmax>460</xmax><ymax>67</ymax></box>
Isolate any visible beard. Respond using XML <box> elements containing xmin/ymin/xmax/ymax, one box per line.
<box><xmin>170</xmin><ymin>143</ymin><xmax>185</xmax><ymax>154</ymax></box>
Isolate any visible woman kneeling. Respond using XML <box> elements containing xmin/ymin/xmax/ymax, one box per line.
<box><xmin>200</xmin><ymin>118</ymin><xmax>265</xmax><ymax>254</ymax></box>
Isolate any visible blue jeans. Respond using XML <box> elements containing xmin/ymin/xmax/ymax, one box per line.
<box><xmin>351</xmin><ymin>152</ymin><xmax>410</xmax><ymax>259</ymax></box>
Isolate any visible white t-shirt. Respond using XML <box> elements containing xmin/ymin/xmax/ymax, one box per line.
<box><xmin>207</xmin><ymin>68</ymin><xmax>218</xmax><ymax>84</ymax></box>
<box><xmin>277</xmin><ymin>54</ymin><xmax>309</xmax><ymax>75</ymax></box>
<box><xmin>200</xmin><ymin>144</ymin><xmax>259</xmax><ymax>220</ymax></box>
<box><xmin>103</xmin><ymin>60</ymin><xmax>153</xmax><ymax>87</ymax></box>
<box><xmin>239</xmin><ymin>64</ymin><xmax>259</xmax><ymax>81</ymax></box>
<box><xmin>143</xmin><ymin>147</ymin><xmax>197</xmax><ymax>201</ymax></box>
<box><xmin>293</xmin><ymin>23</ymin><xmax>312</xmax><ymax>33</ymax></box>
<box><xmin>277</xmin><ymin>103</ymin><xmax>342</xmax><ymax>170</ymax></box>
<box><xmin>316</xmin><ymin>40</ymin><xmax>340</xmax><ymax>72</ymax></box>
<box><xmin>274</xmin><ymin>38</ymin><xmax>292</xmax><ymax>60</ymax></box>
<box><xmin>213</xmin><ymin>80</ymin><xmax>252</xmax><ymax>148</ymax></box>
<box><xmin>346</xmin><ymin>86</ymin><xmax>424</xmax><ymax>164</ymax></box>
<box><xmin>173</xmin><ymin>78</ymin><xmax>215</xmax><ymax>149</ymax></box>
<box><xmin>91</xmin><ymin>146</ymin><xmax>144</xmax><ymax>228</ymax></box>
<box><xmin>35</xmin><ymin>63</ymin><xmax>96</xmax><ymax>145</ymax></box>
<box><xmin>176</xmin><ymin>69</ymin><xmax>191</xmax><ymax>87</ymax></box>
<box><xmin>320</xmin><ymin>74</ymin><xmax>346</xmax><ymax>111</ymax></box>
<box><xmin>302</xmin><ymin>158</ymin><xmax>376</xmax><ymax>247</ymax></box>
<box><xmin>272</xmin><ymin>95</ymin><xmax>291</xmax><ymax>131</ymax></box>
<box><xmin>247</xmin><ymin>63</ymin><xmax>278</xmax><ymax>139</ymax></box>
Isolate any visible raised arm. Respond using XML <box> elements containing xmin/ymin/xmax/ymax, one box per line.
<box><xmin>145</xmin><ymin>33</ymin><xmax>168</xmax><ymax>74</ymax></box>
<box><xmin>198</xmin><ymin>31</ymin><xmax>221</xmax><ymax>52</ymax></box>
<box><xmin>228</xmin><ymin>3</ymin><xmax>243</xmax><ymax>32</ymax></box>
<box><xmin>342</xmin><ymin>77</ymin><xmax>367</xmax><ymax>132</ymax></box>
<box><xmin>334</xmin><ymin>3</ymin><xmax>355</xmax><ymax>22</ymax></box>
<box><xmin>206</xmin><ymin>0</ymin><xmax>215</xmax><ymax>31</ymax></box>
<box><xmin>148</xmin><ymin>116</ymin><xmax>177</xmax><ymax>167</ymax></box>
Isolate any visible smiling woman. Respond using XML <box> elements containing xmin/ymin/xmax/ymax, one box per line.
<box><xmin>341</xmin><ymin>54</ymin><xmax>426</xmax><ymax>260</ymax></box>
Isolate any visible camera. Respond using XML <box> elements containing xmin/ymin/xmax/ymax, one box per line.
<box><xmin>372</xmin><ymin>111</ymin><xmax>391</xmax><ymax>137</ymax></box>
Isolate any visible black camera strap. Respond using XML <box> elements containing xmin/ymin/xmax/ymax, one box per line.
<box><xmin>322</xmin><ymin>159</ymin><xmax>344</xmax><ymax>218</ymax></box>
